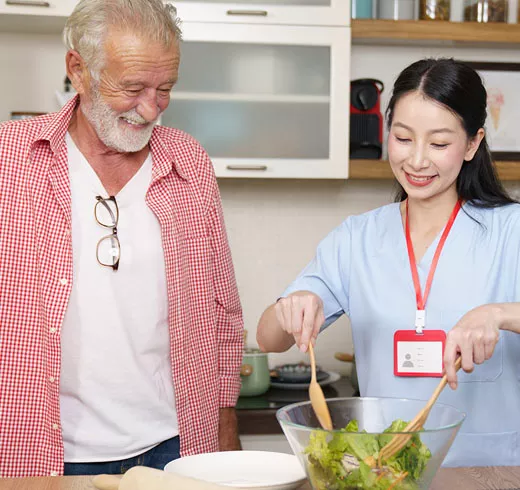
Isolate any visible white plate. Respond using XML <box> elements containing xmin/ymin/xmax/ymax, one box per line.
<box><xmin>270</xmin><ymin>371</ymin><xmax>341</xmax><ymax>390</ymax></box>
<box><xmin>164</xmin><ymin>450</ymin><xmax>306</xmax><ymax>490</ymax></box>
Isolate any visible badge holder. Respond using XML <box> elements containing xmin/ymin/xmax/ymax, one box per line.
<box><xmin>394</xmin><ymin>310</ymin><xmax>446</xmax><ymax>377</ymax></box>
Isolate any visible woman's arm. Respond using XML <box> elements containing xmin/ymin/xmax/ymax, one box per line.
<box><xmin>257</xmin><ymin>291</ymin><xmax>325</xmax><ymax>353</ymax></box>
<box><xmin>444</xmin><ymin>302</ymin><xmax>520</xmax><ymax>389</ymax></box>
<box><xmin>496</xmin><ymin>302</ymin><xmax>520</xmax><ymax>334</ymax></box>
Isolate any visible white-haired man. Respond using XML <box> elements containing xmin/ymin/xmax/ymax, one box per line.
<box><xmin>0</xmin><ymin>0</ymin><xmax>243</xmax><ymax>477</ymax></box>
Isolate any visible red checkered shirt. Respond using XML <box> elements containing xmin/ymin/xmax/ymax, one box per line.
<box><xmin>0</xmin><ymin>96</ymin><xmax>244</xmax><ymax>477</ymax></box>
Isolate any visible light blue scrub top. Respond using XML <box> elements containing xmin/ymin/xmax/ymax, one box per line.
<box><xmin>283</xmin><ymin>202</ymin><xmax>520</xmax><ymax>467</ymax></box>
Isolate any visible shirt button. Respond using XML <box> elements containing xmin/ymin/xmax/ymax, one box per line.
<box><xmin>49</xmin><ymin>376</ymin><xmax>55</xmax><ymax>383</ymax></box>
<box><xmin>59</xmin><ymin>278</ymin><xmax>68</xmax><ymax>286</ymax></box>
<box><xmin>50</xmin><ymin>471</ymin><xmax>58</xmax><ymax>477</ymax></box>
<box><xmin>52</xmin><ymin>423</ymin><xmax>59</xmax><ymax>430</ymax></box>
<box><xmin>50</xmin><ymin>327</ymin><xmax>57</xmax><ymax>334</ymax></box>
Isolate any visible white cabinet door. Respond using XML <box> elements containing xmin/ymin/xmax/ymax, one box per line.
<box><xmin>0</xmin><ymin>0</ymin><xmax>71</xmax><ymax>16</ymax></box>
<box><xmin>162</xmin><ymin>22</ymin><xmax>350</xmax><ymax>179</ymax></box>
<box><xmin>174</xmin><ymin>0</ymin><xmax>349</xmax><ymax>27</ymax></box>
<box><xmin>0</xmin><ymin>0</ymin><xmax>75</xmax><ymax>32</ymax></box>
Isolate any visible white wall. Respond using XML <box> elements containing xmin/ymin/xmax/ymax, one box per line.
<box><xmin>2</xmin><ymin>30</ymin><xmax>520</xmax><ymax>376</ymax></box>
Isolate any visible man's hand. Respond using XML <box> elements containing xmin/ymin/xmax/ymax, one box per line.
<box><xmin>444</xmin><ymin>304</ymin><xmax>501</xmax><ymax>390</ymax></box>
<box><xmin>219</xmin><ymin>407</ymin><xmax>242</xmax><ymax>451</ymax></box>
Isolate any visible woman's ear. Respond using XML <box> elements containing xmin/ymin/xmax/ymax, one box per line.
<box><xmin>464</xmin><ymin>128</ymin><xmax>485</xmax><ymax>161</ymax></box>
<box><xmin>65</xmin><ymin>50</ymin><xmax>90</xmax><ymax>95</ymax></box>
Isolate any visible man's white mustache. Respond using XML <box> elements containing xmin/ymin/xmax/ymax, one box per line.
<box><xmin>120</xmin><ymin>110</ymin><xmax>158</xmax><ymax>125</ymax></box>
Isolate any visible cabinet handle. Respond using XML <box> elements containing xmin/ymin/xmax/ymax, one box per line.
<box><xmin>226</xmin><ymin>165</ymin><xmax>268</xmax><ymax>171</ymax></box>
<box><xmin>6</xmin><ymin>0</ymin><xmax>50</xmax><ymax>6</ymax></box>
<box><xmin>226</xmin><ymin>9</ymin><xmax>268</xmax><ymax>16</ymax></box>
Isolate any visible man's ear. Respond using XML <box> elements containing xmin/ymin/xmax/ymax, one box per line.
<box><xmin>66</xmin><ymin>50</ymin><xmax>90</xmax><ymax>95</ymax></box>
<box><xmin>464</xmin><ymin>128</ymin><xmax>485</xmax><ymax>162</ymax></box>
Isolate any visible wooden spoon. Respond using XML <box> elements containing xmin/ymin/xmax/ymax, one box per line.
<box><xmin>308</xmin><ymin>342</ymin><xmax>333</xmax><ymax>430</ymax></box>
<box><xmin>378</xmin><ymin>356</ymin><xmax>463</xmax><ymax>466</ymax></box>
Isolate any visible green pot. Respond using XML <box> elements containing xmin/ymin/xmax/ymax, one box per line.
<box><xmin>239</xmin><ymin>348</ymin><xmax>270</xmax><ymax>397</ymax></box>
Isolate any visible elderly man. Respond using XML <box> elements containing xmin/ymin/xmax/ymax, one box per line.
<box><xmin>0</xmin><ymin>0</ymin><xmax>243</xmax><ymax>478</ymax></box>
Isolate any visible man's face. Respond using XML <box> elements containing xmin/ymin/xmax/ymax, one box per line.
<box><xmin>81</xmin><ymin>30</ymin><xmax>180</xmax><ymax>153</ymax></box>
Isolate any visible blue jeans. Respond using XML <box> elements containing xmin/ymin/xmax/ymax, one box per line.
<box><xmin>63</xmin><ymin>436</ymin><xmax>181</xmax><ymax>475</ymax></box>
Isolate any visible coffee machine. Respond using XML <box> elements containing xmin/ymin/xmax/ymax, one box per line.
<box><xmin>349</xmin><ymin>78</ymin><xmax>384</xmax><ymax>159</ymax></box>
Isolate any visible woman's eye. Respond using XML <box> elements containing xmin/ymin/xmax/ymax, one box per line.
<box><xmin>396</xmin><ymin>136</ymin><xmax>410</xmax><ymax>143</ymax></box>
<box><xmin>432</xmin><ymin>143</ymin><xmax>448</xmax><ymax>149</ymax></box>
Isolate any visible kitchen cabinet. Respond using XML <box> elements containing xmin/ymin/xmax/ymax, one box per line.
<box><xmin>0</xmin><ymin>0</ymin><xmax>73</xmax><ymax>32</ymax></box>
<box><xmin>0</xmin><ymin>0</ymin><xmax>70</xmax><ymax>16</ymax></box>
<box><xmin>173</xmin><ymin>0</ymin><xmax>349</xmax><ymax>27</ymax></box>
<box><xmin>0</xmin><ymin>0</ymin><xmax>350</xmax><ymax>179</ymax></box>
<box><xmin>163</xmin><ymin>22</ymin><xmax>350</xmax><ymax>178</ymax></box>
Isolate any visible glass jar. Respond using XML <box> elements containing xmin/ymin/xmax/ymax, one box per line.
<box><xmin>352</xmin><ymin>0</ymin><xmax>373</xmax><ymax>19</ymax></box>
<box><xmin>420</xmin><ymin>0</ymin><xmax>451</xmax><ymax>20</ymax></box>
<box><xmin>464</xmin><ymin>0</ymin><xmax>508</xmax><ymax>22</ymax></box>
<box><xmin>378</xmin><ymin>0</ymin><xmax>416</xmax><ymax>19</ymax></box>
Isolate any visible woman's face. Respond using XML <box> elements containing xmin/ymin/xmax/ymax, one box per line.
<box><xmin>388</xmin><ymin>91</ymin><xmax>483</xmax><ymax>203</ymax></box>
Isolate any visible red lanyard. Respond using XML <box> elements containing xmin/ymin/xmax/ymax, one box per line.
<box><xmin>405</xmin><ymin>199</ymin><xmax>462</xmax><ymax>332</ymax></box>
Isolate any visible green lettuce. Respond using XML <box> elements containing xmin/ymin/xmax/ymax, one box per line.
<box><xmin>304</xmin><ymin>419</ymin><xmax>431</xmax><ymax>490</ymax></box>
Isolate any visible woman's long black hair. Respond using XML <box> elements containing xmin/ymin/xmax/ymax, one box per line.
<box><xmin>386</xmin><ymin>58</ymin><xmax>516</xmax><ymax>207</ymax></box>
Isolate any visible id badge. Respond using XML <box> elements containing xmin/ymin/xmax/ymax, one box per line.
<box><xmin>394</xmin><ymin>330</ymin><xmax>447</xmax><ymax>377</ymax></box>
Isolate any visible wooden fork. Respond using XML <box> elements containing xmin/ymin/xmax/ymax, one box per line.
<box><xmin>377</xmin><ymin>356</ymin><xmax>462</xmax><ymax>467</ymax></box>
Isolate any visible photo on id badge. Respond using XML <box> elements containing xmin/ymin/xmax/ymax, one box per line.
<box><xmin>394</xmin><ymin>329</ymin><xmax>447</xmax><ymax>377</ymax></box>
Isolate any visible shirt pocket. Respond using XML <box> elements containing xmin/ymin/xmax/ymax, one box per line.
<box><xmin>441</xmin><ymin>310</ymin><xmax>503</xmax><ymax>383</ymax></box>
<box><xmin>443</xmin><ymin>431</ymin><xmax>518</xmax><ymax>467</ymax></box>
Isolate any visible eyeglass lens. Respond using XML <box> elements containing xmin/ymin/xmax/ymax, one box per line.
<box><xmin>95</xmin><ymin>198</ymin><xmax>118</xmax><ymax>228</ymax></box>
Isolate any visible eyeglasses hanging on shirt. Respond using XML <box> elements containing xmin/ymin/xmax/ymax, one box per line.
<box><xmin>94</xmin><ymin>195</ymin><xmax>120</xmax><ymax>271</ymax></box>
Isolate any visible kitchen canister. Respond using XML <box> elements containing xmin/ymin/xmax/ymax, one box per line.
<box><xmin>378</xmin><ymin>0</ymin><xmax>416</xmax><ymax>20</ymax></box>
<box><xmin>463</xmin><ymin>0</ymin><xmax>508</xmax><ymax>22</ymax></box>
<box><xmin>352</xmin><ymin>0</ymin><xmax>374</xmax><ymax>18</ymax></box>
<box><xmin>420</xmin><ymin>0</ymin><xmax>451</xmax><ymax>19</ymax></box>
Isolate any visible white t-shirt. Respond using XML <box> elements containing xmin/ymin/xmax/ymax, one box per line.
<box><xmin>60</xmin><ymin>133</ymin><xmax>178</xmax><ymax>462</ymax></box>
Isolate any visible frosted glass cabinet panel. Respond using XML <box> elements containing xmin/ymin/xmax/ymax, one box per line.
<box><xmin>165</xmin><ymin>100</ymin><xmax>329</xmax><ymax>159</ymax></box>
<box><xmin>174</xmin><ymin>0</ymin><xmax>349</xmax><ymax>27</ymax></box>
<box><xmin>162</xmin><ymin>22</ymin><xmax>350</xmax><ymax>178</ymax></box>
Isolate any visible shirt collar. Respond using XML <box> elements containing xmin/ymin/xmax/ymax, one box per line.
<box><xmin>35</xmin><ymin>94</ymin><xmax>79</xmax><ymax>155</ymax></box>
<box><xmin>34</xmin><ymin>94</ymin><xmax>189</xmax><ymax>182</ymax></box>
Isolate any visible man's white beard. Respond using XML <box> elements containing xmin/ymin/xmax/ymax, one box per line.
<box><xmin>81</xmin><ymin>85</ymin><xmax>159</xmax><ymax>153</ymax></box>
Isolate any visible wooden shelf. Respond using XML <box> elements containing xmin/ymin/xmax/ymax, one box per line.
<box><xmin>352</xmin><ymin>19</ymin><xmax>520</xmax><ymax>45</ymax></box>
<box><xmin>350</xmin><ymin>159</ymin><xmax>520</xmax><ymax>181</ymax></box>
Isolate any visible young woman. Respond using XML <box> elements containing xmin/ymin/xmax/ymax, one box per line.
<box><xmin>257</xmin><ymin>58</ymin><xmax>520</xmax><ymax>467</ymax></box>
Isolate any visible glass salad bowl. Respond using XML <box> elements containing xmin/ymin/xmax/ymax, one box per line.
<box><xmin>276</xmin><ymin>397</ymin><xmax>465</xmax><ymax>490</ymax></box>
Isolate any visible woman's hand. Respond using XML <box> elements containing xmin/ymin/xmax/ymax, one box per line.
<box><xmin>274</xmin><ymin>291</ymin><xmax>325</xmax><ymax>353</ymax></box>
<box><xmin>444</xmin><ymin>304</ymin><xmax>502</xmax><ymax>390</ymax></box>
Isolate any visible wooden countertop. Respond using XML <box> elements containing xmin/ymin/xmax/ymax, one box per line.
<box><xmin>1</xmin><ymin>467</ymin><xmax>520</xmax><ymax>490</ymax></box>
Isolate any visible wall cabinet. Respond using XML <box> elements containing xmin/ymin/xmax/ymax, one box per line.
<box><xmin>174</xmin><ymin>0</ymin><xmax>349</xmax><ymax>27</ymax></box>
<box><xmin>0</xmin><ymin>0</ymin><xmax>72</xmax><ymax>32</ymax></box>
<box><xmin>0</xmin><ymin>0</ymin><xmax>351</xmax><ymax>179</ymax></box>
<box><xmin>0</xmin><ymin>0</ymin><xmax>70</xmax><ymax>16</ymax></box>
<box><xmin>163</xmin><ymin>22</ymin><xmax>350</xmax><ymax>178</ymax></box>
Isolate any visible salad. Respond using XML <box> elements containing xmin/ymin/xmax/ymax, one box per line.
<box><xmin>304</xmin><ymin>419</ymin><xmax>431</xmax><ymax>490</ymax></box>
